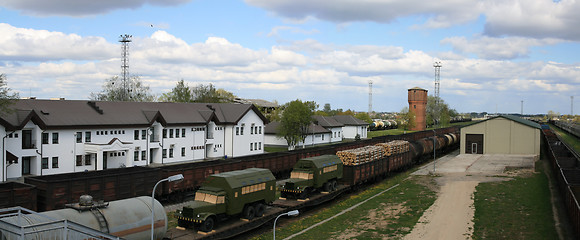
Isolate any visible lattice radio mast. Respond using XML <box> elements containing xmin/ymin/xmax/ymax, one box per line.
<box><xmin>433</xmin><ymin>61</ymin><xmax>441</xmax><ymax>104</ymax></box>
<box><xmin>119</xmin><ymin>34</ymin><xmax>132</xmax><ymax>100</ymax></box>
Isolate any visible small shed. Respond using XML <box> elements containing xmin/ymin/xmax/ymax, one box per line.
<box><xmin>460</xmin><ymin>115</ymin><xmax>540</xmax><ymax>156</ymax></box>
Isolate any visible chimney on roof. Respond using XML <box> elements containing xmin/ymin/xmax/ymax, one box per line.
<box><xmin>87</xmin><ymin>101</ymin><xmax>104</xmax><ymax>114</ymax></box>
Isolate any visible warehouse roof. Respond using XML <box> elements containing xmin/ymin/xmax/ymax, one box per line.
<box><xmin>462</xmin><ymin>115</ymin><xmax>540</xmax><ymax>129</ymax></box>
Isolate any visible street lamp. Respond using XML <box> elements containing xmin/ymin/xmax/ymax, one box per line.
<box><xmin>273</xmin><ymin>210</ymin><xmax>299</xmax><ymax>240</ymax></box>
<box><xmin>151</xmin><ymin>174</ymin><xmax>183</xmax><ymax>240</ymax></box>
<box><xmin>432</xmin><ymin>130</ymin><xmax>436</xmax><ymax>173</ymax></box>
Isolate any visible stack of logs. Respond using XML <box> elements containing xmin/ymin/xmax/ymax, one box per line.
<box><xmin>336</xmin><ymin>145</ymin><xmax>384</xmax><ymax>166</ymax></box>
<box><xmin>375</xmin><ymin>140</ymin><xmax>410</xmax><ymax>156</ymax></box>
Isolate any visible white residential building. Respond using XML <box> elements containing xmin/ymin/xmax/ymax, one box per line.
<box><xmin>0</xmin><ymin>99</ymin><xmax>267</xmax><ymax>182</ymax></box>
<box><xmin>264</xmin><ymin>122</ymin><xmax>331</xmax><ymax>149</ymax></box>
<box><xmin>332</xmin><ymin>115</ymin><xmax>368</xmax><ymax>139</ymax></box>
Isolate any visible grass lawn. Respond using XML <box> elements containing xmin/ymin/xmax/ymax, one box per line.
<box><xmin>472</xmin><ymin>163</ymin><xmax>558</xmax><ymax>240</ymax></box>
<box><xmin>252</xmin><ymin>172</ymin><xmax>437</xmax><ymax>240</ymax></box>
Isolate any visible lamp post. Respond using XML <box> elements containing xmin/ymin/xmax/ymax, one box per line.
<box><xmin>273</xmin><ymin>210</ymin><xmax>299</xmax><ymax>240</ymax></box>
<box><xmin>432</xmin><ymin>129</ymin><xmax>436</xmax><ymax>173</ymax></box>
<box><xmin>151</xmin><ymin>174</ymin><xmax>183</xmax><ymax>240</ymax></box>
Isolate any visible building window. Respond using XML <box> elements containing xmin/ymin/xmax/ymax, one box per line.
<box><xmin>251</xmin><ymin>124</ymin><xmax>255</xmax><ymax>134</ymax></box>
<box><xmin>52</xmin><ymin>157</ymin><xmax>59</xmax><ymax>168</ymax></box>
<box><xmin>236</xmin><ymin>127</ymin><xmax>239</xmax><ymax>135</ymax></box>
<box><xmin>42</xmin><ymin>133</ymin><xmax>49</xmax><ymax>144</ymax></box>
<box><xmin>322</xmin><ymin>134</ymin><xmax>324</xmax><ymax>140</ymax></box>
<box><xmin>85</xmin><ymin>132</ymin><xmax>91</xmax><ymax>142</ymax></box>
<box><xmin>181</xmin><ymin>147</ymin><xmax>186</xmax><ymax>157</ymax></box>
<box><xmin>163</xmin><ymin>129</ymin><xmax>167</xmax><ymax>138</ymax></box>
<box><xmin>169</xmin><ymin>148</ymin><xmax>174</xmax><ymax>158</ymax></box>
<box><xmin>182</xmin><ymin>128</ymin><xmax>186</xmax><ymax>138</ymax></box>
<box><xmin>162</xmin><ymin>149</ymin><xmax>167</xmax><ymax>158</ymax></box>
<box><xmin>259</xmin><ymin>142</ymin><xmax>262</xmax><ymax>150</ymax></box>
<box><xmin>259</xmin><ymin>126</ymin><xmax>262</xmax><ymax>134</ymax></box>
<box><xmin>134</xmin><ymin>130</ymin><xmax>139</xmax><ymax>140</ymax></box>
<box><xmin>241</xmin><ymin>124</ymin><xmax>244</xmax><ymax>135</ymax></box>
<box><xmin>141</xmin><ymin>150</ymin><xmax>146</xmax><ymax>160</ymax></box>
<box><xmin>250</xmin><ymin>142</ymin><xmax>253</xmax><ymax>151</ymax></box>
<box><xmin>134</xmin><ymin>151</ymin><xmax>139</xmax><ymax>161</ymax></box>
<box><xmin>42</xmin><ymin>157</ymin><xmax>48</xmax><ymax>169</ymax></box>
<box><xmin>85</xmin><ymin>154</ymin><xmax>91</xmax><ymax>165</ymax></box>
<box><xmin>414</xmin><ymin>105</ymin><xmax>416</xmax><ymax>109</ymax></box>
<box><xmin>175</xmin><ymin>129</ymin><xmax>180</xmax><ymax>138</ymax></box>
<box><xmin>141</xmin><ymin>130</ymin><xmax>147</xmax><ymax>140</ymax></box>
<box><xmin>76</xmin><ymin>155</ymin><xmax>83</xmax><ymax>166</ymax></box>
<box><xmin>76</xmin><ymin>132</ymin><xmax>82</xmax><ymax>143</ymax></box>
<box><xmin>169</xmin><ymin>129</ymin><xmax>174</xmax><ymax>138</ymax></box>
<box><xmin>52</xmin><ymin>133</ymin><xmax>59</xmax><ymax>144</ymax></box>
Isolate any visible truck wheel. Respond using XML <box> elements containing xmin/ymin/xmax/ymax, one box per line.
<box><xmin>177</xmin><ymin>219</ymin><xmax>192</xmax><ymax>229</ymax></box>
<box><xmin>199</xmin><ymin>217</ymin><xmax>214</xmax><ymax>232</ymax></box>
<box><xmin>331</xmin><ymin>180</ymin><xmax>338</xmax><ymax>191</ymax></box>
<box><xmin>243</xmin><ymin>205</ymin><xmax>255</xmax><ymax>220</ymax></box>
<box><xmin>299</xmin><ymin>188</ymin><xmax>310</xmax><ymax>199</ymax></box>
<box><xmin>254</xmin><ymin>203</ymin><xmax>265</xmax><ymax>217</ymax></box>
<box><xmin>323</xmin><ymin>182</ymin><xmax>331</xmax><ymax>192</ymax></box>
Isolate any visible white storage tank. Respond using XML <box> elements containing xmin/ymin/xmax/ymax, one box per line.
<box><xmin>1</xmin><ymin>196</ymin><xmax>167</xmax><ymax>240</ymax></box>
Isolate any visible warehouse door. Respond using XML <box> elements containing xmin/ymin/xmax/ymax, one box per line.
<box><xmin>465</xmin><ymin>134</ymin><xmax>483</xmax><ymax>154</ymax></box>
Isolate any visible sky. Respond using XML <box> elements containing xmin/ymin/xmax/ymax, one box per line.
<box><xmin>1</xmin><ymin>0</ymin><xmax>579</xmax><ymax>115</ymax></box>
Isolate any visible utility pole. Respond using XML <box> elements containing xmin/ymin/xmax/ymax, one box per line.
<box><xmin>368</xmin><ymin>80</ymin><xmax>373</xmax><ymax>115</ymax></box>
<box><xmin>521</xmin><ymin>100</ymin><xmax>523</xmax><ymax>115</ymax></box>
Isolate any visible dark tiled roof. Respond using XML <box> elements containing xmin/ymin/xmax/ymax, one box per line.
<box><xmin>332</xmin><ymin>115</ymin><xmax>369</xmax><ymax>126</ymax></box>
<box><xmin>313</xmin><ymin>115</ymin><xmax>344</xmax><ymax>128</ymax></box>
<box><xmin>233</xmin><ymin>98</ymin><xmax>278</xmax><ymax>108</ymax></box>
<box><xmin>0</xmin><ymin>99</ymin><xmax>267</xmax><ymax>130</ymax></box>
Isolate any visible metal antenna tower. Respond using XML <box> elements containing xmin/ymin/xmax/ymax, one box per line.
<box><xmin>572</xmin><ymin>96</ymin><xmax>574</xmax><ymax>116</ymax></box>
<box><xmin>433</xmin><ymin>61</ymin><xmax>441</xmax><ymax>103</ymax></box>
<box><xmin>521</xmin><ymin>100</ymin><xmax>523</xmax><ymax>115</ymax></box>
<box><xmin>433</xmin><ymin>61</ymin><xmax>442</xmax><ymax>126</ymax></box>
<box><xmin>368</xmin><ymin>80</ymin><xmax>373</xmax><ymax>115</ymax></box>
<box><xmin>119</xmin><ymin>34</ymin><xmax>132</xmax><ymax>100</ymax></box>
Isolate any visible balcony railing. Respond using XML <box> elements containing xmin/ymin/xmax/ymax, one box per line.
<box><xmin>150</xmin><ymin>134</ymin><xmax>160</xmax><ymax>142</ymax></box>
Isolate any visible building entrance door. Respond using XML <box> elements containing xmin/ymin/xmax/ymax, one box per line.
<box><xmin>22</xmin><ymin>157</ymin><xmax>31</xmax><ymax>175</ymax></box>
<box><xmin>466</xmin><ymin>134</ymin><xmax>483</xmax><ymax>154</ymax></box>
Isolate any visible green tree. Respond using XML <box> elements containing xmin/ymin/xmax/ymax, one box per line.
<box><xmin>323</xmin><ymin>103</ymin><xmax>332</xmax><ymax>114</ymax></box>
<box><xmin>158</xmin><ymin>80</ymin><xmax>193</xmax><ymax>102</ymax></box>
<box><xmin>426</xmin><ymin>96</ymin><xmax>457</xmax><ymax>127</ymax></box>
<box><xmin>278</xmin><ymin>99</ymin><xmax>315</xmax><ymax>150</ymax></box>
<box><xmin>0</xmin><ymin>74</ymin><xmax>19</xmax><ymax>114</ymax></box>
<box><xmin>399</xmin><ymin>107</ymin><xmax>416</xmax><ymax>131</ymax></box>
<box><xmin>355</xmin><ymin>112</ymin><xmax>373</xmax><ymax>124</ymax></box>
<box><xmin>90</xmin><ymin>76</ymin><xmax>155</xmax><ymax>102</ymax></box>
<box><xmin>192</xmin><ymin>83</ymin><xmax>236</xmax><ymax>103</ymax></box>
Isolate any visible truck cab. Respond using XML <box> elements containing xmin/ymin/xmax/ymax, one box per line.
<box><xmin>176</xmin><ymin>168</ymin><xmax>275</xmax><ymax>232</ymax></box>
<box><xmin>281</xmin><ymin>155</ymin><xmax>343</xmax><ymax>199</ymax></box>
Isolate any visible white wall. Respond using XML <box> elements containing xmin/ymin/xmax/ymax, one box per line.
<box><xmin>231</xmin><ymin>111</ymin><xmax>264</xmax><ymax>157</ymax></box>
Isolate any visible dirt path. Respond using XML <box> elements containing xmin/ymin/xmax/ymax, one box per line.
<box><xmin>403</xmin><ymin>177</ymin><xmax>478</xmax><ymax>240</ymax></box>
<box><xmin>404</xmin><ymin>153</ymin><xmax>536</xmax><ymax>240</ymax></box>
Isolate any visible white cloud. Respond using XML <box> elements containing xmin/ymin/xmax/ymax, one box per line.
<box><xmin>483</xmin><ymin>0</ymin><xmax>580</xmax><ymax>41</ymax></box>
<box><xmin>0</xmin><ymin>23</ymin><xmax>116</xmax><ymax>62</ymax></box>
<box><xmin>441</xmin><ymin>35</ymin><xmax>562</xmax><ymax>60</ymax></box>
<box><xmin>0</xmin><ymin>0</ymin><xmax>191</xmax><ymax>16</ymax></box>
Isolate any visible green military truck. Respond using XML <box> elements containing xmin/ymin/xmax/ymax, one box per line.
<box><xmin>175</xmin><ymin>168</ymin><xmax>276</xmax><ymax>232</ymax></box>
<box><xmin>281</xmin><ymin>155</ymin><xmax>343</xmax><ymax>199</ymax></box>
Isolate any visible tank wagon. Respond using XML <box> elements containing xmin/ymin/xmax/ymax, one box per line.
<box><xmin>0</xmin><ymin>196</ymin><xmax>167</xmax><ymax>240</ymax></box>
<box><xmin>281</xmin><ymin>155</ymin><xmax>343</xmax><ymax>199</ymax></box>
<box><xmin>176</xmin><ymin>168</ymin><xmax>276</xmax><ymax>232</ymax></box>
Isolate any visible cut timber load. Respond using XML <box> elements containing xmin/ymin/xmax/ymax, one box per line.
<box><xmin>375</xmin><ymin>140</ymin><xmax>410</xmax><ymax>156</ymax></box>
<box><xmin>337</xmin><ymin>145</ymin><xmax>384</xmax><ymax>166</ymax></box>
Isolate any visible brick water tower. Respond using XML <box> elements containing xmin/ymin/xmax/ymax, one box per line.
<box><xmin>408</xmin><ymin>87</ymin><xmax>428</xmax><ymax>131</ymax></box>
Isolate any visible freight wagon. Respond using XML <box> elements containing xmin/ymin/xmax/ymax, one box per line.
<box><xmin>13</xmin><ymin>126</ymin><xmax>459</xmax><ymax>212</ymax></box>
